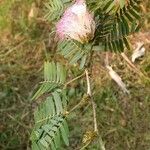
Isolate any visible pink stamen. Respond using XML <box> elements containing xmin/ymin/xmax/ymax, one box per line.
<box><xmin>56</xmin><ymin>0</ymin><xmax>95</xmax><ymax>43</ymax></box>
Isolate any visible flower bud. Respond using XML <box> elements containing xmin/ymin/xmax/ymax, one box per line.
<box><xmin>56</xmin><ymin>0</ymin><xmax>95</xmax><ymax>44</ymax></box>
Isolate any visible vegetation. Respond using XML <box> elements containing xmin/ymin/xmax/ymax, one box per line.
<box><xmin>0</xmin><ymin>0</ymin><xmax>150</xmax><ymax>150</ymax></box>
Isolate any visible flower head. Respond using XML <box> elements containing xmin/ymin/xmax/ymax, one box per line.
<box><xmin>56</xmin><ymin>0</ymin><xmax>95</xmax><ymax>44</ymax></box>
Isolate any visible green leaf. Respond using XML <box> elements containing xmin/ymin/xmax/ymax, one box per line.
<box><xmin>79</xmin><ymin>55</ymin><xmax>87</xmax><ymax>69</ymax></box>
<box><xmin>123</xmin><ymin>37</ymin><xmax>131</xmax><ymax>50</ymax></box>
<box><xmin>39</xmin><ymin>138</ymin><xmax>49</xmax><ymax>148</ymax></box>
<box><xmin>54</xmin><ymin>131</ymin><xmax>61</xmax><ymax>148</ymax></box>
<box><xmin>31</xmin><ymin>115</ymin><xmax>69</xmax><ymax>149</ymax></box>
<box><xmin>58</xmin><ymin>39</ymin><xmax>91</xmax><ymax>68</ymax></box>
<box><xmin>32</xmin><ymin>142</ymin><xmax>40</xmax><ymax>150</ymax></box>
<box><xmin>52</xmin><ymin>91</ymin><xmax>63</xmax><ymax>114</ymax></box>
<box><xmin>44</xmin><ymin>0</ymin><xmax>64</xmax><ymax>21</ymax></box>
<box><xmin>60</xmin><ymin>123</ymin><xmax>69</xmax><ymax>146</ymax></box>
<box><xmin>63</xmin><ymin>119</ymin><xmax>69</xmax><ymax>135</ymax></box>
<box><xmin>119</xmin><ymin>0</ymin><xmax>126</xmax><ymax>8</ymax></box>
<box><xmin>103</xmin><ymin>0</ymin><xmax>114</xmax><ymax>13</ymax></box>
<box><xmin>95</xmin><ymin>0</ymin><xmax>141</xmax><ymax>53</ymax></box>
<box><xmin>50</xmin><ymin>141</ymin><xmax>57</xmax><ymax>150</ymax></box>
<box><xmin>32</xmin><ymin>62</ymin><xmax>66</xmax><ymax>100</ymax></box>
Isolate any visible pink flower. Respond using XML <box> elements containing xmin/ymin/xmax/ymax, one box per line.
<box><xmin>56</xmin><ymin>0</ymin><xmax>95</xmax><ymax>44</ymax></box>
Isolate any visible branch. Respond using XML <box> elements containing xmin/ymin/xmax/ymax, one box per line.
<box><xmin>7</xmin><ymin>114</ymin><xmax>30</xmax><ymax>129</ymax></box>
<box><xmin>64</xmin><ymin>72</ymin><xmax>85</xmax><ymax>87</ymax></box>
<box><xmin>85</xmin><ymin>69</ymin><xmax>98</xmax><ymax>133</ymax></box>
<box><xmin>121</xmin><ymin>53</ymin><xmax>150</xmax><ymax>81</ymax></box>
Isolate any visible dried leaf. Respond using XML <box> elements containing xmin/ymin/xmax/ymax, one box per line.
<box><xmin>28</xmin><ymin>3</ymin><xmax>38</xmax><ymax>21</ymax></box>
<box><xmin>106</xmin><ymin>65</ymin><xmax>130</xmax><ymax>94</ymax></box>
<box><xmin>82</xmin><ymin>131</ymin><xmax>97</xmax><ymax>144</ymax></box>
<box><xmin>132</xmin><ymin>42</ymin><xmax>145</xmax><ymax>62</ymax></box>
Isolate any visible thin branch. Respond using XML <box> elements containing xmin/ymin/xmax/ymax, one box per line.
<box><xmin>68</xmin><ymin>102</ymin><xmax>82</xmax><ymax>114</ymax></box>
<box><xmin>80</xmin><ymin>140</ymin><xmax>91</xmax><ymax>150</ymax></box>
<box><xmin>98</xmin><ymin>136</ymin><xmax>106</xmax><ymax>150</ymax></box>
<box><xmin>68</xmin><ymin>94</ymin><xmax>90</xmax><ymax>114</ymax></box>
<box><xmin>7</xmin><ymin>114</ymin><xmax>30</xmax><ymax>129</ymax></box>
<box><xmin>85</xmin><ymin>69</ymin><xmax>92</xmax><ymax>96</ymax></box>
<box><xmin>104</xmin><ymin>52</ymin><xmax>109</xmax><ymax>67</ymax></box>
<box><xmin>0</xmin><ymin>106</ymin><xmax>15</xmax><ymax>112</ymax></box>
<box><xmin>64</xmin><ymin>72</ymin><xmax>85</xmax><ymax>87</ymax></box>
<box><xmin>34</xmin><ymin>93</ymin><xmax>52</xmax><ymax>102</ymax></box>
<box><xmin>82</xmin><ymin>69</ymin><xmax>106</xmax><ymax>150</ymax></box>
<box><xmin>121</xmin><ymin>53</ymin><xmax>140</xmax><ymax>72</ymax></box>
<box><xmin>34</xmin><ymin>73</ymin><xmax>85</xmax><ymax>101</ymax></box>
<box><xmin>0</xmin><ymin>40</ymin><xmax>27</xmax><ymax>58</ymax></box>
<box><xmin>39</xmin><ymin>72</ymin><xmax>85</xmax><ymax>85</ymax></box>
<box><xmin>85</xmin><ymin>69</ymin><xmax>98</xmax><ymax>133</ymax></box>
<box><xmin>121</xmin><ymin>53</ymin><xmax>150</xmax><ymax>83</ymax></box>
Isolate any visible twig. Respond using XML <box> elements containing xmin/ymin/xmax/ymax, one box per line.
<box><xmin>85</xmin><ymin>69</ymin><xmax>98</xmax><ymax>133</ymax></box>
<box><xmin>105</xmin><ymin>52</ymin><xmax>109</xmax><ymax>67</ymax></box>
<box><xmin>121</xmin><ymin>52</ymin><xmax>141</xmax><ymax>73</ymax></box>
<box><xmin>68</xmin><ymin>102</ymin><xmax>82</xmax><ymax>114</ymax></box>
<box><xmin>98</xmin><ymin>136</ymin><xmax>106</xmax><ymax>150</ymax></box>
<box><xmin>0</xmin><ymin>40</ymin><xmax>27</xmax><ymax>58</ymax></box>
<box><xmin>121</xmin><ymin>52</ymin><xmax>149</xmax><ymax>81</ymax></box>
<box><xmin>85</xmin><ymin>69</ymin><xmax>92</xmax><ymax>96</ymax></box>
<box><xmin>80</xmin><ymin>140</ymin><xmax>91</xmax><ymax>150</ymax></box>
<box><xmin>82</xmin><ymin>69</ymin><xmax>105</xmax><ymax>150</ymax></box>
<box><xmin>0</xmin><ymin>106</ymin><xmax>15</xmax><ymax>112</ymax></box>
<box><xmin>7</xmin><ymin>114</ymin><xmax>30</xmax><ymax>129</ymax></box>
<box><xmin>87</xmin><ymin>47</ymin><xmax>94</xmax><ymax>73</ymax></box>
<box><xmin>68</xmin><ymin>94</ymin><xmax>90</xmax><ymax>114</ymax></box>
<box><xmin>33</xmin><ymin>73</ymin><xmax>85</xmax><ymax>105</ymax></box>
<box><xmin>33</xmin><ymin>93</ymin><xmax>52</xmax><ymax>102</ymax></box>
<box><xmin>64</xmin><ymin>72</ymin><xmax>85</xmax><ymax>87</ymax></box>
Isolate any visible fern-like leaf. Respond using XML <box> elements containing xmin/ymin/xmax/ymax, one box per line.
<box><xmin>94</xmin><ymin>0</ymin><xmax>141</xmax><ymax>52</ymax></box>
<box><xmin>32</xmin><ymin>62</ymin><xmax>66</xmax><ymax>100</ymax></box>
<box><xmin>44</xmin><ymin>0</ymin><xmax>64</xmax><ymax>21</ymax></box>
<box><xmin>31</xmin><ymin>115</ymin><xmax>69</xmax><ymax>150</ymax></box>
<box><xmin>58</xmin><ymin>39</ymin><xmax>91</xmax><ymax>68</ymax></box>
<box><xmin>32</xmin><ymin>90</ymin><xmax>69</xmax><ymax>149</ymax></box>
<box><xmin>44</xmin><ymin>0</ymin><xmax>72</xmax><ymax>22</ymax></box>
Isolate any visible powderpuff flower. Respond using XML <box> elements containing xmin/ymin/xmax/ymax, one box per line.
<box><xmin>56</xmin><ymin>0</ymin><xmax>96</xmax><ymax>44</ymax></box>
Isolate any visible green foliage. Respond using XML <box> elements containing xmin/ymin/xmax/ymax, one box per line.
<box><xmin>44</xmin><ymin>0</ymin><xmax>71</xmax><ymax>21</ymax></box>
<box><xmin>31</xmin><ymin>0</ymin><xmax>142</xmax><ymax>149</ymax></box>
<box><xmin>31</xmin><ymin>115</ymin><xmax>69</xmax><ymax>150</ymax></box>
<box><xmin>44</xmin><ymin>0</ymin><xmax>63</xmax><ymax>21</ymax></box>
<box><xmin>93</xmin><ymin>0</ymin><xmax>141</xmax><ymax>52</ymax></box>
<box><xmin>44</xmin><ymin>0</ymin><xmax>141</xmax><ymax>66</ymax></box>
<box><xmin>31</xmin><ymin>62</ymin><xmax>69</xmax><ymax>149</ymax></box>
<box><xmin>0</xmin><ymin>0</ymin><xmax>14</xmax><ymax>30</ymax></box>
<box><xmin>58</xmin><ymin>39</ymin><xmax>92</xmax><ymax>68</ymax></box>
<box><xmin>32</xmin><ymin>62</ymin><xmax>66</xmax><ymax>100</ymax></box>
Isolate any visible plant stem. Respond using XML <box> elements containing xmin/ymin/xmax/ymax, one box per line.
<box><xmin>80</xmin><ymin>141</ymin><xmax>91</xmax><ymax>150</ymax></box>
<box><xmin>7</xmin><ymin>114</ymin><xmax>30</xmax><ymax>129</ymax></box>
<box><xmin>85</xmin><ymin>69</ymin><xmax>106</xmax><ymax>149</ymax></box>
<box><xmin>68</xmin><ymin>102</ymin><xmax>82</xmax><ymax>114</ymax></box>
<box><xmin>121</xmin><ymin>52</ymin><xmax>150</xmax><ymax>81</ymax></box>
<box><xmin>85</xmin><ymin>69</ymin><xmax>98</xmax><ymax>133</ymax></box>
<box><xmin>64</xmin><ymin>72</ymin><xmax>85</xmax><ymax>87</ymax></box>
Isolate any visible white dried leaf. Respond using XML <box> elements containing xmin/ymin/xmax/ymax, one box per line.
<box><xmin>106</xmin><ymin>65</ymin><xmax>130</xmax><ymax>94</ymax></box>
<box><xmin>28</xmin><ymin>3</ymin><xmax>38</xmax><ymax>21</ymax></box>
<box><xmin>132</xmin><ymin>42</ymin><xmax>145</xmax><ymax>62</ymax></box>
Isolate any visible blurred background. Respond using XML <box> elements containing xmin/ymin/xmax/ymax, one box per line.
<box><xmin>0</xmin><ymin>0</ymin><xmax>150</xmax><ymax>149</ymax></box>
